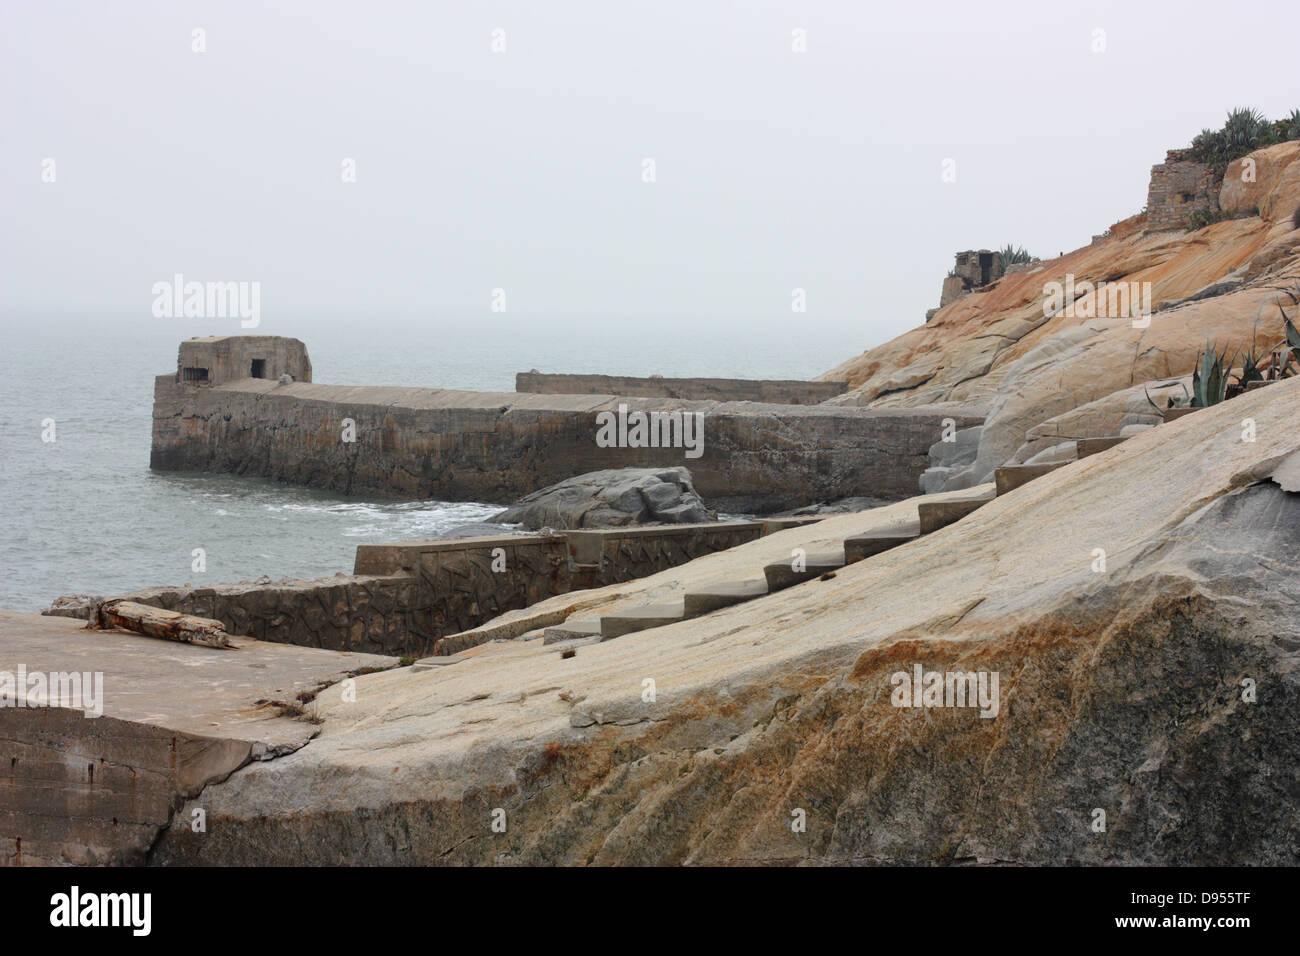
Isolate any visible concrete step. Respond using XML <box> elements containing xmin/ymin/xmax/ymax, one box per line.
<box><xmin>1076</xmin><ymin>435</ymin><xmax>1129</xmax><ymax>459</ymax></box>
<box><xmin>599</xmin><ymin>600</ymin><xmax>687</xmax><ymax>640</ymax></box>
<box><xmin>542</xmin><ymin>619</ymin><xmax>603</xmax><ymax>645</ymax></box>
<box><xmin>918</xmin><ymin>494</ymin><xmax>993</xmax><ymax>534</ymax></box>
<box><xmin>843</xmin><ymin>531</ymin><xmax>918</xmax><ymax>563</ymax></box>
<box><xmin>762</xmin><ymin>551</ymin><xmax>846</xmax><ymax>592</ymax></box>
<box><xmin>683</xmin><ymin>578</ymin><xmax>768</xmax><ymax>617</ymax></box>
<box><xmin>994</xmin><ymin>462</ymin><xmax>1067</xmax><ymax>496</ymax></box>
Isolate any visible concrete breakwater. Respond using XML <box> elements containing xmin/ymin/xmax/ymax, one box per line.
<box><xmin>150</xmin><ymin>337</ymin><xmax>983</xmax><ymax>511</ymax></box>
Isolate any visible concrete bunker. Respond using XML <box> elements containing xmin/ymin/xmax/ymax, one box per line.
<box><xmin>174</xmin><ymin>336</ymin><xmax>312</xmax><ymax>386</ymax></box>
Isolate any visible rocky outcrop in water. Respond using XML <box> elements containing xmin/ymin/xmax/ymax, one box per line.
<box><xmin>492</xmin><ymin>467</ymin><xmax>714</xmax><ymax>529</ymax></box>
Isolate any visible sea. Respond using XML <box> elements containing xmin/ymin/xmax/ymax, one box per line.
<box><xmin>0</xmin><ymin>312</ymin><xmax>869</xmax><ymax>612</ymax></box>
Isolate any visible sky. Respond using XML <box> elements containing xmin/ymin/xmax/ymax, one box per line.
<box><xmin>2</xmin><ymin>0</ymin><xmax>1298</xmax><ymax>351</ymax></box>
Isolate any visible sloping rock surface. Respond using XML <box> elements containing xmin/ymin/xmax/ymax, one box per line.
<box><xmin>822</xmin><ymin>141</ymin><xmax>1300</xmax><ymax>490</ymax></box>
<box><xmin>151</xmin><ymin>382</ymin><xmax>1300</xmax><ymax>865</ymax></box>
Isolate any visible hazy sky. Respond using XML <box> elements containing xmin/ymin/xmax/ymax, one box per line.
<box><xmin>3</xmin><ymin>0</ymin><xmax>1297</xmax><ymax>349</ymax></box>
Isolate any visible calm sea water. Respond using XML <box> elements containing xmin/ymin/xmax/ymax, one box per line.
<box><xmin>0</xmin><ymin>312</ymin><xmax>867</xmax><ymax>612</ymax></box>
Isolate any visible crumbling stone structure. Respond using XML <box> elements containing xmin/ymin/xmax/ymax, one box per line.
<box><xmin>935</xmin><ymin>249</ymin><xmax>1004</xmax><ymax>316</ymax></box>
<box><xmin>1145</xmin><ymin>149</ymin><xmax>1220</xmax><ymax>231</ymax></box>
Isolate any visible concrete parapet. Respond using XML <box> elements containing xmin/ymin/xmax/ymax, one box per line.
<box><xmin>515</xmin><ymin>371</ymin><xmax>847</xmax><ymax>404</ymax></box>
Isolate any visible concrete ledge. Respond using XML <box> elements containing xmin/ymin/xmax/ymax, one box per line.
<box><xmin>918</xmin><ymin>496</ymin><xmax>991</xmax><ymax>534</ymax></box>
<box><xmin>354</xmin><ymin>535</ymin><xmax>558</xmax><ymax>576</ymax></box>
<box><xmin>516</xmin><ymin>371</ymin><xmax>848</xmax><ymax>404</ymax></box>
<box><xmin>600</xmin><ymin>602</ymin><xmax>687</xmax><ymax>640</ymax></box>
<box><xmin>759</xmin><ymin>517</ymin><xmax>827</xmax><ymax>533</ymax></box>
<box><xmin>1077</xmin><ymin>436</ymin><xmax>1129</xmax><ymax>459</ymax></box>
<box><xmin>762</xmin><ymin>552</ymin><xmax>845</xmax><ymax>592</ymax></box>
<box><xmin>995</xmin><ymin>462</ymin><xmax>1068</xmax><ymax>496</ymax></box>
<box><xmin>542</xmin><ymin>620</ymin><xmax>602</xmax><ymax>645</ymax></box>
<box><xmin>844</xmin><ymin>532</ymin><xmax>918</xmax><ymax>563</ymax></box>
<box><xmin>683</xmin><ymin>579</ymin><xmax>768</xmax><ymax>616</ymax></box>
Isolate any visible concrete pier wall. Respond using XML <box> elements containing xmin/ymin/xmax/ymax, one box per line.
<box><xmin>150</xmin><ymin>375</ymin><xmax>982</xmax><ymax>512</ymax></box>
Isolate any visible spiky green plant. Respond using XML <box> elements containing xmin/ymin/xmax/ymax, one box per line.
<box><xmin>1186</xmin><ymin>107</ymin><xmax>1300</xmax><ymax>176</ymax></box>
<box><xmin>1223</xmin><ymin>107</ymin><xmax>1268</xmax><ymax>151</ymax></box>
<box><xmin>1283</xmin><ymin>307</ymin><xmax>1300</xmax><ymax>378</ymax></box>
<box><xmin>1238</xmin><ymin>347</ymin><xmax>1265</xmax><ymax>387</ymax></box>
<box><xmin>1191</xmin><ymin>342</ymin><xmax>1235</xmax><ymax>406</ymax></box>
<box><xmin>1283</xmin><ymin>108</ymin><xmax>1300</xmax><ymax>142</ymax></box>
<box><xmin>995</xmin><ymin>244</ymin><xmax>1033</xmax><ymax>277</ymax></box>
<box><xmin>999</xmin><ymin>244</ymin><xmax>1032</xmax><ymax>265</ymax></box>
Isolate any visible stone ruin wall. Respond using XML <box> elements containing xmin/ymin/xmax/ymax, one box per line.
<box><xmin>1145</xmin><ymin>149</ymin><xmax>1220</xmax><ymax>230</ymax></box>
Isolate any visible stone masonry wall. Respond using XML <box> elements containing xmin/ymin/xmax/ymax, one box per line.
<box><xmin>1146</xmin><ymin>149</ymin><xmax>1220</xmax><ymax>230</ymax></box>
<box><xmin>47</xmin><ymin>523</ymin><xmax>772</xmax><ymax>658</ymax></box>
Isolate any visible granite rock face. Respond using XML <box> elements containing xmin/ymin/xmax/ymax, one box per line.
<box><xmin>822</xmin><ymin>140</ymin><xmax>1300</xmax><ymax>491</ymax></box>
<box><xmin>148</xmin><ymin>383</ymin><xmax>1299</xmax><ymax>865</ymax></box>
<box><xmin>492</xmin><ymin>467</ymin><xmax>714</xmax><ymax>529</ymax></box>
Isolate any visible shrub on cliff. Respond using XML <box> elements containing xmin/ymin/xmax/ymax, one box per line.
<box><xmin>1285</xmin><ymin>108</ymin><xmax>1300</xmax><ymax>142</ymax></box>
<box><xmin>1188</xmin><ymin>106</ymin><xmax>1300</xmax><ymax>176</ymax></box>
<box><xmin>996</xmin><ymin>244</ymin><xmax>1033</xmax><ymax>276</ymax></box>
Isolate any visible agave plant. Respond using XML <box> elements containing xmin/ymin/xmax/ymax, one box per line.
<box><xmin>1237</xmin><ymin>347</ymin><xmax>1265</xmax><ymax>388</ymax></box>
<box><xmin>999</xmin><ymin>244</ymin><xmax>1033</xmax><ymax>265</ymax></box>
<box><xmin>1282</xmin><ymin>307</ymin><xmax>1300</xmax><ymax>378</ymax></box>
<box><xmin>1222</xmin><ymin>107</ymin><xmax>1268</xmax><ymax>152</ymax></box>
<box><xmin>1284</xmin><ymin>108</ymin><xmax>1300</xmax><ymax>142</ymax></box>
<box><xmin>1190</xmin><ymin>342</ymin><xmax>1236</xmax><ymax>407</ymax></box>
<box><xmin>1186</xmin><ymin>107</ymin><xmax>1299</xmax><ymax>175</ymax></box>
<box><xmin>995</xmin><ymin>244</ymin><xmax>1033</xmax><ymax>277</ymax></box>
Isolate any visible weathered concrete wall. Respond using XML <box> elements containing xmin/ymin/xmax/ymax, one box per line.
<box><xmin>0</xmin><ymin>610</ymin><xmax>395</xmax><ymax>867</ymax></box>
<box><xmin>47</xmin><ymin>524</ymin><xmax>775</xmax><ymax>658</ymax></box>
<box><xmin>1</xmin><ymin>707</ymin><xmax>253</xmax><ymax>866</ymax></box>
<box><xmin>72</xmin><ymin>575</ymin><xmax>419</xmax><ymax>657</ymax></box>
<box><xmin>515</xmin><ymin>371</ymin><xmax>847</xmax><ymax>404</ymax></box>
<box><xmin>151</xmin><ymin>375</ymin><xmax>983</xmax><ymax>512</ymax></box>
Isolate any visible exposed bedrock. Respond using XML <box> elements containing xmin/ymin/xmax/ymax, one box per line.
<box><xmin>491</xmin><ymin>467</ymin><xmax>714</xmax><ymax>529</ymax></box>
<box><xmin>149</xmin><ymin>384</ymin><xmax>1300</xmax><ymax>865</ymax></box>
<box><xmin>150</xmin><ymin>375</ymin><xmax>982</xmax><ymax>513</ymax></box>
